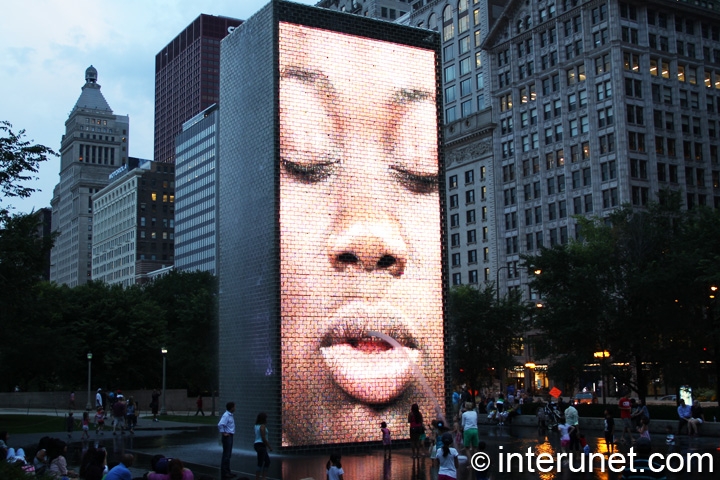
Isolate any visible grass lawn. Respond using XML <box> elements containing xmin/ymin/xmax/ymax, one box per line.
<box><xmin>1</xmin><ymin>412</ymin><xmax>218</xmax><ymax>435</ymax></box>
<box><xmin>0</xmin><ymin>415</ymin><xmax>67</xmax><ymax>435</ymax></box>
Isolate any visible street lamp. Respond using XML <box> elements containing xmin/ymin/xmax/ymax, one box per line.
<box><xmin>594</xmin><ymin>350</ymin><xmax>610</xmax><ymax>405</ymax></box>
<box><xmin>85</xmin><ymin>352</ymin><xmax>93</xmax><ymax>411</ymax></box>
<box><xmin>160</xmin><ymin>347</ymin><xmax>167</xmax><ymax>415</ymax></box>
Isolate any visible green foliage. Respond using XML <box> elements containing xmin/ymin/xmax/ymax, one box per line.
<box><xmin>0</xmin><ymin>121</ymin><xmax>57</xmax><ymax>216</ymax></box>
<box><xmin>524</xmin><ymin>194</ymin><xmax>720</xmax><ymax>401</ymax></box>
<box><xmin>448</xmin><ymin>284</ymin><xmax>529</xmax><ymax>390</ymax></box>
<box><xmin>0</xmin><ymin>271</ymin><xmax>218</xmax><ymax>392</ymax></box>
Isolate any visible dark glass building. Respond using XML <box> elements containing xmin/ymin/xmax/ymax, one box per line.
<box><xmin>154</xmin><ymin>14</ymin><xmax>242</xmax><ymax>164</ymax></box>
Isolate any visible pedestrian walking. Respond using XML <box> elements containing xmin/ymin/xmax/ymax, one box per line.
<box><xmin>69</xmin><ymin>391</ymin><xmax>75</xmax><ymax>410</ymax></box>
<box><xmin>151</xmin><ymin>389</ymin><xmax>160</xmax><ymax>422</ymax></box>
<box><xmin>195</xmin><ymin>395</ymin><xmax>205</xmax><ymax>416</ymax></box>
<box><xmin>218</xmin><ymin>402</ymin><xmax>236</xmax><ymax>479</ymax></box>
<box><xmin>125</xmin><ymin>397</ymin><xmax>137</xmax><ymax>434</ymax></box>
<box><xmin>112</xmin><ymin>395</ymin><xmax>127</xmax><ymax>435</ymax></box>
<box><xmin>253</xmin><ymin>412</ymin><xmax>272</xmax><ymax>480</ymax></box>
<box><xmin>95</xmin><ymin>388</ymin><xmax>103</xmax><ymax>409</ymax></box>
<box><xmin>604</xmin><ymin>409</ymin><xmax>615</xmax><ymax>453</ymax></box>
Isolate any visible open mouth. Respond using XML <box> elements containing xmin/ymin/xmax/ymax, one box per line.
<box><xmin>320</xmin><ymin>302</ymin><xmax>419</xmax><ymax>405</ymax></box>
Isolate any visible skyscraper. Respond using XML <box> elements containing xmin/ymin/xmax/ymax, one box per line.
<box><xmin>174</xmin><ymin>104</ymin><xmax>219</xmax><ymax>274</ymax></box>
<box><xmin>154</xmin><ymin>14</ymin><xmax>242</xmax><ymax>164</ymax></box>
<box><xmin>50</xmin><ymin>66</ymin><xmax>129</xmax><ymax>287</ymax></box>
<box><xmin>91</xmin><ymin>158</ymin><xmax>176</xmax><ymax>287</ymax></box>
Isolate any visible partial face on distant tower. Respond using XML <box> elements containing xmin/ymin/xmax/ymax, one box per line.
<box><xmin>278</xmin><ymin>22</ymin><xmax>444</xmax><ymax>447</ymax></box>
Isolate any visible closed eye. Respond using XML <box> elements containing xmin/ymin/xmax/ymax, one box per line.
<box><xmin>390</xmin><ymin>166</ymin><xmax>439</xmax><ymax>194</ymax></box>
<box><xmin>281</xmin><ymin>158</ymin><xmax>338</xmax><ymax>183</ymax></box>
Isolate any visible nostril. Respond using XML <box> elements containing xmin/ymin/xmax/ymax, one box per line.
<box><xmin>337</xmin><ymin>252</ymin><xmax>359</xmax><ymax>264</ymax></box>
<box><xmin>377</xmin><ymin>255</ymin><xmax>396</xmax><ymax>269</ymax></box>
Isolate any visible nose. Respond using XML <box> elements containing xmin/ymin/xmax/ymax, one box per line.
<box><xmin>329</xmin><ymin>222</ymin><xmax>407</xmax><ymax>277</ymax></box>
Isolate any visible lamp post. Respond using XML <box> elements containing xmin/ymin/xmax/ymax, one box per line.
<box><xmin>495</xmin><ymin>265</ymin><xmax>511</xmax><ymax>301</ymax></box>
<box><xmin>594</xmin><ymin>350</ymin><xmax>610</xmax><ymax>405</ymax></box>
<box><xmin>85</xmin><ymin>352</ymin><xmax>93</xmax><ymax>411</ymax></box>
<box><xmin>160</xmin><ymin>347</ymin><xmax>167</xmax><ymax>415</ymax></box>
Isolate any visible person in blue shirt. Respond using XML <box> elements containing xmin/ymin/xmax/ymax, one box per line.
<box><xmin>104</xmin><ymin>454</ymin><xmax>134</xmax><ymax>480</ymax></box>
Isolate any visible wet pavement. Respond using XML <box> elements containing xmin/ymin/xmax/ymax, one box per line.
<box><xmin>5</xmin><ymin>411</ymin><xmax>720</xmax><ymax>479</ymax></box>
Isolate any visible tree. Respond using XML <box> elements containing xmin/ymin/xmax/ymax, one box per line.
<box><xmin>524</xmin><ymin>192</ymin><xmax>720</xmax><ymax>400</ymax></box>
<box><xmin>0</xmin><ymin>213</ymin><xmax>57</xmax><ymax>390</ymax></box>
<box><xmin>447</xmin><ymin>284</ymin><xmax>528</xmax><ymax>393</ymax></box>
<box><xmin>141</xmin><ymin>270</ymin><xmax>218</xmax><ymax>393</ymax></box>
<box><xmin>0</xmin><ymin>121</ymin><xmax>57</xmax><ymax>216</ymax></box>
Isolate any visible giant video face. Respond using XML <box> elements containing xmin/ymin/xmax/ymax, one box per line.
<box><xmin>279</xmin><ymin>21</ymin><xmax>445</xmax><ymax>447</ymax></box>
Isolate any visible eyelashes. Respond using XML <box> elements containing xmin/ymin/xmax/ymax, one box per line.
<box><xmin>390</xmin><ymin>166</ymin><xmax>439</xmax><ymax>194</ymax></box>
<box><xmin>281</xmin><ymin>157</ymin><xmax>438</xmax><ymax>194</ymax></box>
<box><xmin>281</xmin><ymin>158</ymin><xmax>338</xmax><ymax>183</ymax></box>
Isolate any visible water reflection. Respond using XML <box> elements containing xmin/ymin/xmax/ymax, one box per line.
<box><xmin>87</xmin><ymin>423</ymin><xmax>719</xmax><ymax>480</ymax></box>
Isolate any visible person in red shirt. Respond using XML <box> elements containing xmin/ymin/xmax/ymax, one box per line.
<box><xmin>618</xmin><ymin>395</ymin><xmax>633</xmax><ymax>444</ymax></box>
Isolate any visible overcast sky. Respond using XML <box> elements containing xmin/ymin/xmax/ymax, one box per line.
<box><xmin>1</xmin><ymin>0</ymin><xmax>316</xmax><ymax>215</ymax></box>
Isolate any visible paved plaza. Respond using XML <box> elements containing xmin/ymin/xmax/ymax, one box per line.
<box><xmin>4</xmin><ymin>409</ymin><xmax>720</xmax><ymax>479</ymax></box>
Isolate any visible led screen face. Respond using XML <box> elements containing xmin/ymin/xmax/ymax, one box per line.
<box><xmin>279</xmin><ymin>22</ymin><xmax>444</xmax><ymax>447</ymax></box>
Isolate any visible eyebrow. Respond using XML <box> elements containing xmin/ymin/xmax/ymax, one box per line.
<box><xmin>392</xmin><ymin>88</ymin><xmax>434</xmax><ymax>106</ymax></box>
<box><xmin>280</xmin><ymin>66</ymin><xmax>337</xmax><ymax>99</ymax></box>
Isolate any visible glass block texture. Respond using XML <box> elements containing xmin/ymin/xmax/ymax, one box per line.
<box><xmin>219</xmin><ymin>0</ymin><xmax>446</xmax><ymax>449</ymax></box>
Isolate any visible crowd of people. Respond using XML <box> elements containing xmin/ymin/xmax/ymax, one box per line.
<box><xmin>1</xmin><ymin>431</ymin><xmax>200</xmax><ymax>480</ymax></box>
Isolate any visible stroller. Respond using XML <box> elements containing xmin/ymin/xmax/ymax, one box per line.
<box><xmin>541</xmin><ymin>401</ymin><xmax>563</xmax><ymax>431</ymax></box>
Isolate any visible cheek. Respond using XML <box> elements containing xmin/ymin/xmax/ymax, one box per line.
<box><xmin>280</xmin><ymin>182</ymin><xmax>335</xmax><ymax>293</ymax></box>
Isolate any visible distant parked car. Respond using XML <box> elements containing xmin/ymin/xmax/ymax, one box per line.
<box><xmin>659</xmin><ymin>395</ymin><xmax>677</xmax><ymax>401</ymax></box>
<box><xmin>573</xmin><ymin>392</ymin><xmax>598</xmax><ymax>405</ymax></box>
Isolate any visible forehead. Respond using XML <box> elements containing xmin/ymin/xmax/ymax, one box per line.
<box><xmin>278</xmin><ymin>22</ymin><xmax>436</xmax><ymax>95</ymax></box>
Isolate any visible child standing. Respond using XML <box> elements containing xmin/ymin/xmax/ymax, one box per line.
<box><xmin>558</xmin><ymin>420</ymin><xmax>574</xmax><ymax>455</ymax></box>
<box><xmin>81</xmin><ymin>411</ymin><xmax>90</xmax><ymax>440</ymax></box>
<box><xmin>665</xmin><ymin>425</ymin><xmax>675</xmax><ymax>453</ymax></box>
<box><xmin>95</xmin><ymin>406</ymin><xmax>105</xmax><ymax>435</ymax></box>
<box><xmin>637</xmin><ymin>417</ymin><xmax>650</xmax><ymax>441</ymax></box>
<box><xmin>380</xmin><ymin>421</ymin><xmax>392</xmax><ymax>457</ymax></box>
<box><xmin>603</xmin><ymin>409</ymin><xmax>615</xmax><ymax>453</ymax></box>
<box><xmin>434</xmin><ymin>432</ymin><xmax>459</xmax><ymax>480</ymax></box>
<box><xmin>326</xmin><ymin>453</ymin><xmax>344</xmax><ymax>480</ymax></box>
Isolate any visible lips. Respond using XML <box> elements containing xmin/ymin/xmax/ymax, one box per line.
<box><xmin>320</xmin><ymin>301</ymin><xmax>419</xmax><ymax>404</ymax></box>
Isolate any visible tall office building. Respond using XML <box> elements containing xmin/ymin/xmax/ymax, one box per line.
<box><xmin>174</xmin><ymin>104</ymin><xmax>219</xmax><ymax>274</ymax></box>
<box><xmin>91</xmin><ymin>158</ymin><xmax>176</xmax><ymax>287</ymax></box>
<box><xmin>154</xmin><ymin>14</ymin><xmax>242</xmax><ymax>164</ymax></box>
<box><xmin>317</xmin><ymin>0</ymin><xmax>412</xmax><ymax>18</ymax></box>
<box><xmin>482</xmin><ymin>0</ymin><xmax>720</xmax><ymax>297</ymax></box>
<box><xmin>50</xmin><ymin>66</ymin><xmax>130</xmax><ymax>287</ymax></box>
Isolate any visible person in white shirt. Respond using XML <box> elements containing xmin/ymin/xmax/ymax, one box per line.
<box><xmin>461</xmin><ymin>401</ymin><xmax>479</xmax><ymax>457</ymax></box>
<box><xmin>217</xmin><ymin>402</ymin><xmax>236</xmax><ymax>479</ymax></box>
<box><xmin>434</xmin><ymin>432</ymin><xmax>459</xmax><ymax>480</ymax></box>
